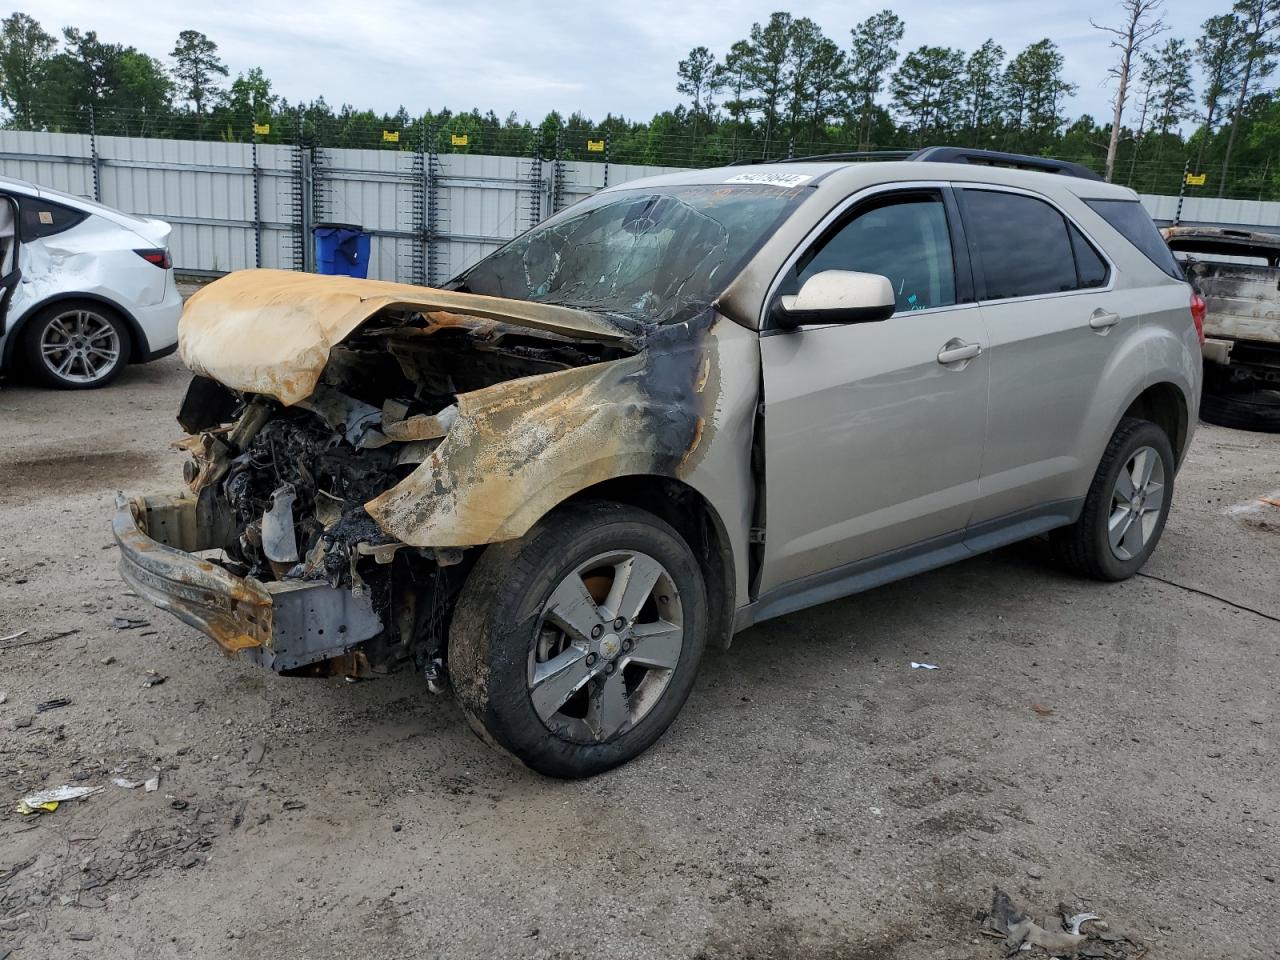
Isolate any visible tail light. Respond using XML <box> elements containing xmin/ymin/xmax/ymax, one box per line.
<box><xmin>1190</xmin><ymin>290</ymin><xmax>1206</xmax><ymax>344</ymax></box>
<box><xmin>134</xmin><ymin>248</ymin><xmax>172</xmax><ymax>269</ymax></box>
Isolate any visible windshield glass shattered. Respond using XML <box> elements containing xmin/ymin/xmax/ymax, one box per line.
<box><xmin>455</xmin><ymin>184</ymin><xmax>807</xmax><ymax>325</ymax></box>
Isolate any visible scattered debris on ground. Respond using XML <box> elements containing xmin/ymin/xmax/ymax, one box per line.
<box><xmin>16</xmin><ymin>785</ymin><xmax>102</xmax><ymax>815</ymax></box>
<box><xmin>982</xmin><ymin>887</ymin><xmax>1147</xmax><ymax>958</ymax></box>
<box><xmin>110</xmin><ymin>618</ymin><xmax>149</xmax><ymax>630</ymax></box>
<box><xmin>910</xmin><ymin>661</ymin><xmax>939</xmax><ymax>670</ymax></box>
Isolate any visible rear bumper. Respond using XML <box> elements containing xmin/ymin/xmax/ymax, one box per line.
<box><xmin>113</xmin><ymin>493</ymin><xmax>382</xmax><ymax>672</ymax></box>
<box><xmin>130</xmin><ymin>281</ymin><xmax>181</xmax><ymax>361</ymax></box>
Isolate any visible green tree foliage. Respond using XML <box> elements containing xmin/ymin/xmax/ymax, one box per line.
<box><xmin>0</xmin><ymin>13</ymin><xmax>55</xmax><ymax>128</ymax></box>
<box><xmin>964</xmin><ymin>40</ymin><xmax>1005</xmax><ymax>146</ymax></box>
<box><xmin>8</xmin><ymin>7</ymin><xmax>1280</xmax><ymax>199</ymax></box>
<box><xmin>848</xmin><ymin>10</ymin><xmax>905</xmax><ymax>148</ymax></box>
<box><xmin>1219</xmin><ymin>0</ymin><xmax>1280</xmax><ymax>190</ymax></box>
<box><xmin>1003</xmin><ymin>40</ymin><xmax>1076</xmax><ymax>152</ymax></box>
<box><xmin>892</xmin><ymin>46</ymin><xmax>966</xmax><ymax>143</ymax></box>
<box><xmin>170</xmin><ymin>29</ymin><xmax>227</xmax><ymax>115</ymax></box>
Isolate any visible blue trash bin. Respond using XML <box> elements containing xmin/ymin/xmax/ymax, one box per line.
<box><xmin>313</xmin><ymin>223</ymin><xmax>370</xmax><ymax>278</ymax></box>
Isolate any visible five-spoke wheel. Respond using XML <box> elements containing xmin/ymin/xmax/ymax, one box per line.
<box><xmin>1053</xmin><ymin>417</ymin><xmax>1175</xmax><ymax>580</ymax></box>
<box><xmin>1107</xmin><ymin>445</ymin><xmax>1166</xmax><ymax>561</ymax></box>
<box><xmin>530</xmin><ymin>550</ymin><xmax>684</xmax><ymax>743</ymax></box>
<box><xmin>449</xmin><ymin>501</ymin><xmax>707</xmax><ymax>778</ymax></box>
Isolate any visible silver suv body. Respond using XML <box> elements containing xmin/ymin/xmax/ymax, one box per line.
<box><xmin>116</xmin><ymin>155</ymin><xmax>1202</xmax><ymax>777</ymax></box>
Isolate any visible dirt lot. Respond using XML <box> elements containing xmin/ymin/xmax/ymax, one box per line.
<box><xmin>0</xmin><ymin>353</ymin><xmax>1277</xmax><ymax>960</ymax></box>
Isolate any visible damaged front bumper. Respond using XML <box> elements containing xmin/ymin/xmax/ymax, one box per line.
<box><xmin>113</xmin><ymin>493</ymin><xmax>383</xmax><ymax>672</ymax></box>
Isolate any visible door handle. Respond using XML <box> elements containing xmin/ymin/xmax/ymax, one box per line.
<box><xmin>1089</xmin><ymin>309</ymin><xmax>1121</xmax><ymax>330</ymax></box>
<box><xmin>937</xmin><ymin>339</ymin><xmax>982</xmax><ymax>365</ymax></box>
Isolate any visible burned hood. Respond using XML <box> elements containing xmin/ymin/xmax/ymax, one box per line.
<box><xmin>179</xmin><ymin>269</ymin><xmax>629</xmax><ymax>406</ymax></box>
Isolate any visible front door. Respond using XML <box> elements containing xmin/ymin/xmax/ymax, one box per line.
<box><xmin>758</xmin><ymin>187</ymin><xmax>990</xmax><ymax>594</ymax></box>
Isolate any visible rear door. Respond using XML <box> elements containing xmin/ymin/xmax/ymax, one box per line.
<box><xmin>758</xmin><ymin>185</ymin><xmax>990</xmax><ymax>593</ymax></box>
<box><xmin>955</xmin><ymin>186</ymin><xmax>1124</xmax><ymax>525</ymax></box>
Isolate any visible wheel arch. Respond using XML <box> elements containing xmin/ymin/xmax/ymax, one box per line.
<box><xmin>2</xmin><ymin>292</ymin><xmax>145</xmax><ymax>371</ymax></box>
<box><xmin>562</xmin><ymin>475</ymin><xmax>737</xmax><ymax>652</ymax></box>
<box><xmin>1121</xmin><ymin>381</ymin><xmax>1190</xmax><ymax>464</ymax></box>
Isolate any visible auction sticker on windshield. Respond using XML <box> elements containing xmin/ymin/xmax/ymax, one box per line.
<box><xmin>724</xmin><ymin>172</ymin><xmax>813</xmax><ymax>187</ymax></box>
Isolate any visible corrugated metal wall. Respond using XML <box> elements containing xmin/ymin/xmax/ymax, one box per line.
<box><xmin>1</xmin><ymin>129</ymin><xmax>1272</xmax><ymax>282</ymax></box>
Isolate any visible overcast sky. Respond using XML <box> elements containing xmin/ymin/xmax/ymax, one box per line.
<box><xmin>33</xmin><ymin>0</ymin><xmax>1206</xmax><ymax>125</ymax></box>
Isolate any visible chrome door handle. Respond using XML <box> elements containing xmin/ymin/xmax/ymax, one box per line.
<box><xmin>937</xmin><ymin>339</ymin><xmax>982</xmax><ymax>364</ymax></box>
<box><xmin>1089</xmin><ymin>309</ymin><xmax>1121</xmax><ymax>330</ymax></box>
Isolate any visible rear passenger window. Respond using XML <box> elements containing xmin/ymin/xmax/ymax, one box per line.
<box><xmin>794</xmin><ymin>192</ymin><xmax>956</xmax><ymax>314</ymax></box>
<box><xmin>1085</xmin><ymin>198</ymin><xmax>1183</xmax><ymax>280</ymax></box>
<box><xmin>1069</xmin><ymin>224</ymin><xmax>1109</xmax><ymax>288</ymax></box>
<box><xmin>18</xmin><ymin>197</ymin><xmax>87</xmax><ymax>241</ymax></box>
<box><xmin>962</xmin><ymin>190</ymin><xmax>1079</xmax><ymax>300</ymax></box>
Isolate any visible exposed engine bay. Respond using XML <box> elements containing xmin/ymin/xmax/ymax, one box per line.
<box><xmin>172</xmin><ymin>302</ymin><xmax>635</xmax><ymax>676</ymax></box>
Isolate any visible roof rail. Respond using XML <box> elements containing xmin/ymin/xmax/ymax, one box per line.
<box><xmin>907</xmin><ymin>147</ymin><xmax>1103</xmax><ymax>181</ymax></box>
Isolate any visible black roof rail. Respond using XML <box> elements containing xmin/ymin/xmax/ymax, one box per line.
<box><xmin>907</xmin><ymin>146</ymin><xmax>1103</xmax><ymax>181</ymax></box>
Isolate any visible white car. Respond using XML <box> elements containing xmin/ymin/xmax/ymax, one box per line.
<box><xmin>0</xmin><ymin>175</ymin><xmax>181</xmax><ymax>388</ymax></box>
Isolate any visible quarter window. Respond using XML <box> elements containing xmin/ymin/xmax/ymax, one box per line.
<box><xmin>1069</xmin><ymin>223</ymin><xmax>1109</xmax><ymax>289</ymax></box>
<box><xmin>794</xmin><ymin>193</ymin><xmax>956</xmax><ymax>314</ymax></box>
<box><xmin>18</xmin><ymin>197</ymin><xmax>87</xmax><ymax>242</ymax></box>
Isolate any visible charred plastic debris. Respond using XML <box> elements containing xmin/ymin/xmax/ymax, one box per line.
<box><xmin>983</xmin><ymin>887</ymin><xmax>1147</xmax><ymax>959</ymax></box>
<box><xmin>156</xmin><ymin>271</ymin><xmax>716</xmax><ymax>686</ymax></box>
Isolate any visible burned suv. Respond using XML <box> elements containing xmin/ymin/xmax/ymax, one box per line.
<box><xmin>116</xmin><ymin>149</ymin><xmax>1201</xmax><ymax>778</ymax></box>
<box><xmin>1163</xmin><ymin>226</ymin><xmax>1280</xmax><ymax>432</ymax></box>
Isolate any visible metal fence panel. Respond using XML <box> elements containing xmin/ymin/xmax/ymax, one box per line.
<box><xmin>435</xmin><ymin>153</ymin><xmax>532</xmax><ymax>279</ymax></box>
<box><xmin>313</xmin><ymin>146</ymin><xmax>420</xmax><ymax>283</ymax></box>
<box><xmin>0</xmin><ymin>130</ymin><xmax>93</xmax><ymax>195</ymax></box>
<box><xmin>1139</xmin><ymin>193</ymin><xmax>1280</xmax><ymax>231</ymax></box>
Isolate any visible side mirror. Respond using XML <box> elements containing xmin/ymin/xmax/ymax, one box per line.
<box><xmin>774</xmin><ymin>270</ymin><xmax>896</xmax><ymax>329</ymax></box>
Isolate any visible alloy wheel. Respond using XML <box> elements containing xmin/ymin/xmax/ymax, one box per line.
<box><xmin>528</xmin><ymin>550</ymin><xmax>684</xmax><ymax>744</ymax></box>
<box><xmin>1108</xmin><ymin>445</ymin><xmax>1166</xmax><ymax>561</ymax></box>
<box><xmin>39</xmin><ymin>309</ymin><xmax>121</xmax><ymax>384</ymax></box>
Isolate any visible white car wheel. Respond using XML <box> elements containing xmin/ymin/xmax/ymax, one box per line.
<box><xmin>24</xmin><ymin>302</ymin><xmax>129</xmax><ymax>389</ymax></box>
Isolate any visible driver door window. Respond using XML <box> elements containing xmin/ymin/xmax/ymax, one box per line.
<box><xmin>792</xmin><ymin>192</ymin><xmax>958</xmax><ymax>314</ymax></box>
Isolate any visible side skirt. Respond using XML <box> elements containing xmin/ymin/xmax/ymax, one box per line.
<box><xmin>732</xmin><ymin>498</ymin><xmax>1083</xmax><ymax>633</ymax></box>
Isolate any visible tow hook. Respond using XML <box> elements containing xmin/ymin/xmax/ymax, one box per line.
<box><xmin>424</xmin><ymin>657</ymin><xmax>448</xmax><ymax>696</ymax></box>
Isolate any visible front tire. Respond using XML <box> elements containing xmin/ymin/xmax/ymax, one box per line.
<box><xmin>449</xmin><ymin>500</ymin><xmax>708</xmax><ymax>779</ymax></box>
<box><xmin>1052</xmin><ymin>417</ymin><xmax>1175</xmax><ymax>581</ymax></box>
<box><xmin>22</xmin><ymin>301</ymin><xmax>129</xmax><ymax>389</ymax></box>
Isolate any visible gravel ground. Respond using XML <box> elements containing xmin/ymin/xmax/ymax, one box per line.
<box><xmin>0</xmin><ymin>354</ymin><xmax>1276</xmax><ymax>960</ymax></box>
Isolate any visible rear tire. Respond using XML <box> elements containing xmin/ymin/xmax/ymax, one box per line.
<box><xmin>22</xmin><ymin>300</ymin><xmax>130</xmax><ymax>389</ymax></box>
<box><xmin>449</xmin><ymin>500</ymin><xmax>708</xmax><ymax>779</ymax></box>
<box><xmin>1052</xmin><ymin>417</ymin><xmax>1175</xmax><ymax>581</ymax></box>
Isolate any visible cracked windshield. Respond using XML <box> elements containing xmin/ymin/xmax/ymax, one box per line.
<box><xmin>456</xmin><ymin>184</ymin><xmax>807</xmax><ymax>324</ymax></box>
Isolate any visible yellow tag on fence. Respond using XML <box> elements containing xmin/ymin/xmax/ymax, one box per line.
<box><xmin>382</xmin><ymin>130</ymin><xmax>400</xmax><ymax>143</ymax></box>
<box><xmin>253</xmin><ymin>123</ymin><xmax>270</xmax><ymax>136</ymax></box>
<box><xmin>451</xmin><ymin>134</ymin><xmax>469</xmax><ymax>146</ymax></box>
<box><xmin>1186</xmin><ymin>172</ymin><xmax>1206</xmax><ymax>186</ymax></box>
<box><xmin>587</xmin><ymin>139</ymin><xmax>605</xmax><ymax>152</ymax></box>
